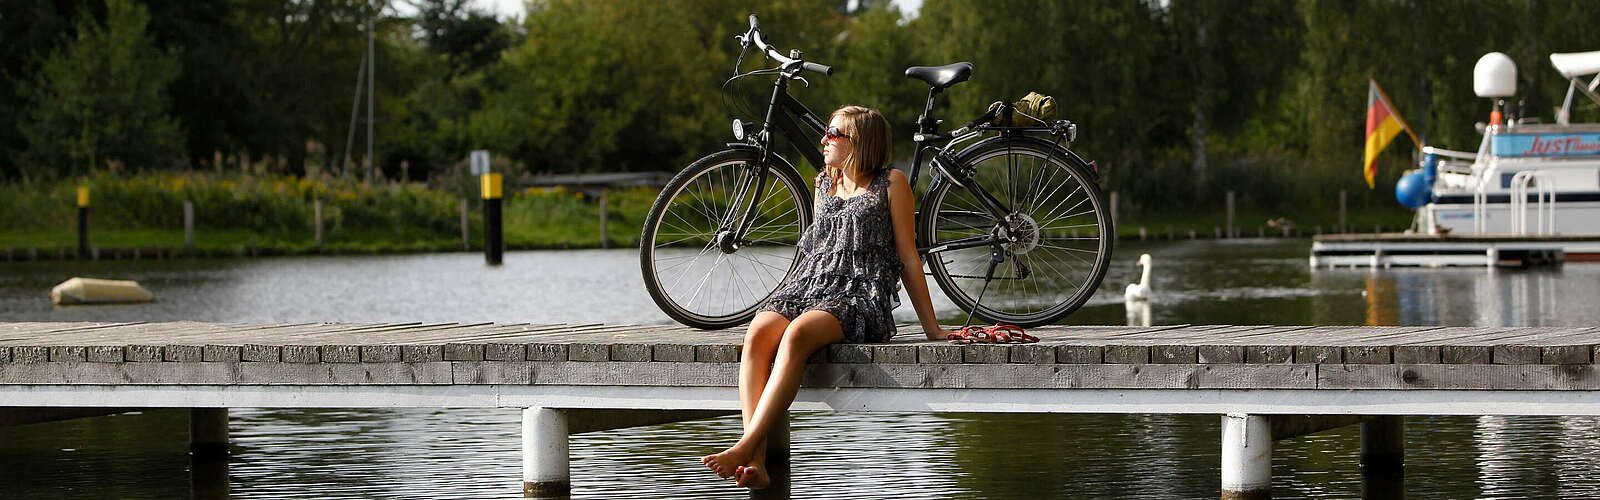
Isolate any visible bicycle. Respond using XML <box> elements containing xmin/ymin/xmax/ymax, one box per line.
<box><xmin>639</xmin><ymin>14</ymin><xmax>1114</xmax><ymax>330</ymax></box>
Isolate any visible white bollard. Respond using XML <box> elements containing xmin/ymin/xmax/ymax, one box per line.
<box><xmin>1221</xmin><ymin>413</ymin><xmax>1271</xmax><ymax>500</ymax></box>
<box><xmin>523</xmin><ymin>407</ymin><xmax>570</xmax><ymax>497</ymax></box>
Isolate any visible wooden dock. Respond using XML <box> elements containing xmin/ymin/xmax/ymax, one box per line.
<box><xmin>4</xmin><ymin>321</ymin><xmax>1600</xmax><ymax>498</ymax></box>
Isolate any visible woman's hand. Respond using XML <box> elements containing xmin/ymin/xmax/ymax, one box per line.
<box><xmin>924</xmin><ymin>328</ymin><xmax>959</xmax><ymax>341</ymax></box>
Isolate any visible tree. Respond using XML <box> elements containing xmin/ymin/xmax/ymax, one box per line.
<box><xmin>19</xmin><ymin>0</ymin><xmax>183</xmax><ymax>180</ymax></box>
<box><xmin>0</xmin><ymin>0</ymin><xmax>90</xmax><ymax>182</ymax></box>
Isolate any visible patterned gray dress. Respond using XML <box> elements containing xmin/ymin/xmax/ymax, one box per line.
<box><xmin>760</xmin><ymin>169</ymin><xmax>903</xmax><ymax>343</ymax></box>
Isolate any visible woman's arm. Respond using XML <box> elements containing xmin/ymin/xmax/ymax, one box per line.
<box><xmin>885</xmin><ymin>169</ymin><xmax>952</xmax><ymax>340</ymax></box>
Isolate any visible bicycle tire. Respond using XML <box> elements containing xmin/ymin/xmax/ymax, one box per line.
<box><xmin>918</xmin><ymin>137</ymin><xmax>1113</xmax><ymax>327</ymax></box>
<box><xmin>640</xmin><ymin>149</ymin><xmax>813</xmax><ymax>330</ymax></box>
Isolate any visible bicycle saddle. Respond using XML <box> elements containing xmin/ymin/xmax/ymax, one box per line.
<box><xmin>904</xmin><ymin>62</ymin><xmax>974</xmax><ymax>90</ymax></box>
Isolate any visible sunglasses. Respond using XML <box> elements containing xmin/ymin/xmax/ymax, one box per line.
<box><xmin>823</xmin><ymin>126</ymin><xmax>851</xmax><ymax>141</ymax></box>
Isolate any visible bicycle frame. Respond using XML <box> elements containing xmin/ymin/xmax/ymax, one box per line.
<box><xmin>725</xmin><ymin>69</ymin><xmax>1066</xmax><ymax>260</ymax></box>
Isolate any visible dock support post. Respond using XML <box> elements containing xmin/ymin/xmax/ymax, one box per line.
<box><xmin>1361</xmin><ymin>416</ymin><xmax>1404</xmax><ymax>472</ymax></box>
<box><xmin>1221</xmin><ymin>413</ymin><xmax>1271</xmax><ymax>500</ymax></box>
<box><xmin>1361</xmin><ymin>416</ymin><xmax>1404</xmax><ymax>499</ymax></box>
<box><xmin>523</xmin><ymin>407</ymin><xmax>570</xmax><ymax>497</ymax></box>
<box><xmin>190</xmin><ymin>408</ymin><xmax>229</xmax><ymax>458</ymax></box>
<box><xmin>768</xmin><ymin>412</ymin><xmax>791</xmax><ymax>466</ymax></box>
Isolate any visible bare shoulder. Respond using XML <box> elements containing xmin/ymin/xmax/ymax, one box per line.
<box><xmin>886</xmin><ymin>168</ymin><xmax>910</xmax><ymax>190</ymax></box>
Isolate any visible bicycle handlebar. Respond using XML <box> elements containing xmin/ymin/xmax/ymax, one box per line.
<box><xmin>744</xmin><ymin>14</ymin><xmax>834</xmax><ymax>76</ymax></box>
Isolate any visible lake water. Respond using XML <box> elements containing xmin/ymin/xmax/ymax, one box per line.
<box><xmin>3</xmin><ymin>239</ymin><xmax>1599</xmax><ymax>498</ymax></box>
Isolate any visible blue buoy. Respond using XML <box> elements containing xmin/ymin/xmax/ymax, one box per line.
<box><xmin>1394</xmin><ymin>153</ymin><xmax>1438</xmax><ymax>209</ymax></box>
<box><xmin>1395</xmin><ymin>171</ymin><xmax>1432</xmax><ymax>209</ymax></box>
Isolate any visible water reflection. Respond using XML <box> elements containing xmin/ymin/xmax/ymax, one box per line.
<box><xmin>1309</xmin><ymin>265</ymin><xmax>1600</xmax><ymax>327</ymax></box>
<box><xmin>7</xmin><ymin>240</ymin><xmax>1600</xmax><ymax>498</ymax></box>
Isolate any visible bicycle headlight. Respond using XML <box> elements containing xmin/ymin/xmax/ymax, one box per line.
<box><xmin>731</xmin><ymin>119</ymin><xmax>746</xmax><ymax>141</ymax></box>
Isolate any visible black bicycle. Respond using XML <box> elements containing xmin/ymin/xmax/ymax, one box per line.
<box><xmin>640</xmin><ymin>14</ymin><xmax>1113</xmax><ymax>330</ymax></box>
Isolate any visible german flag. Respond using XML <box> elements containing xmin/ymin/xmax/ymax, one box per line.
<box><xmin>1364</xmin><ymin>78</ymin><xmax>1420</xmax><ymax>188</ymax></box>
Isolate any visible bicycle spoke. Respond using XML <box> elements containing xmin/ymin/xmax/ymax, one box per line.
<box><xmin>923</xmin><ymin>144</ymin><xmax>1110</xmax><ymax>326</ymax></box>
<box><xmin>644</xmin><ymin>154</ymin><xmax>814</xmax><ymax>327</ymax></box>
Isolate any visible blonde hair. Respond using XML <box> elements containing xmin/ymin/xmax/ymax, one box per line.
<box><xmin>826</xmin><ymin>105</ymin><xmax>892</xmax><ymax>180</ymax></box>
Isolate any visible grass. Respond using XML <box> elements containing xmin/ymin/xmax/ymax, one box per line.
<box><xmin>0</xmin><ymin>173</ymin><xmax>1422</xmax><ymax>257</ymax></box>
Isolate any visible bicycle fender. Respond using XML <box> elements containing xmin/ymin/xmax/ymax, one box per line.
<box><xmin>955</xmin><ymin>136</ymin><xmax>1100</xmax><ymax>183</ymax></box>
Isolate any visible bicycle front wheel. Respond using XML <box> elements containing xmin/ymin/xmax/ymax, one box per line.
<box><xmin>919</xmin><ymin>138</ymin><xmax>1113</xmax><ymax>327</ymax></box>
<box><xmin>640</xmin><ymin>149</ymin><xmax>812</xmax><ymax>329</ymax></box>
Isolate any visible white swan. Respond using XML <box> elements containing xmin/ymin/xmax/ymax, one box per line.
<box><xmin>1125</xmin><ymin>300</ymin><xmax>1152</xmax><ymax>327</ymax></box>
<box><xmin>1124</xmin><ymin>253</ymin><xmax>1153</xmax><ymax>302</ymax></box>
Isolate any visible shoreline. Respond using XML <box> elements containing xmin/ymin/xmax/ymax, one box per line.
<box><xmin>0</xmin><ymin>230</ymin><xmax>1343</xmax><ymax>262</ymax></box>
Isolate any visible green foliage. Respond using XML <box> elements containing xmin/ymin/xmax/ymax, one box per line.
<box><xmin>18</xmin><ymin>0</ymin><xmax>183</xmax><ymax>179</ymax></box>
<box><xmin>3</xmin><ymin>0</ymin><xmax>1600</xmax><ymax>231</ymax></box>
<box><xmin>0</xmin><ymin>173</ymin><xmax>468</xmax><ymax>244</ymax></box>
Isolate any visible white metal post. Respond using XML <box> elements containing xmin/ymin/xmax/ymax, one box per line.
<box><xmin>1221</xmin><ymin>413</ymin><xmax>1271</xmax><ymax>500</ymax></box>
<box><xmin>523</xmin><ymin>407</ymin><xmax>570</xmax><ymax>497</ymax></box>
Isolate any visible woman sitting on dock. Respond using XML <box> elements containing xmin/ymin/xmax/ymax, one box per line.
<box><xmin>702</xmin><ymin>105</ymin><xmax>955</xmax><ymax>488</ymax></box>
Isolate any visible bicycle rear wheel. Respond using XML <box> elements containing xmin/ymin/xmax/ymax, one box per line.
<box><xmin>640</xmin><ymin>149</ymin><xmax>812</xmax><ymax>329</ymax></box>
<box><xmin>918</xmin><ymin>138</ymin><xmax>1112</xmax><ymax>327</ymax></box>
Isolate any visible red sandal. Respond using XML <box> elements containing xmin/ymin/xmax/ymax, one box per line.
<box><xmin>947</xmin><ymin>325</ymin><xmax>997</xmax><ymax>344</ymax></box>
<box><xmin>986</xmin><ymin>323</ymin><xmax>1038</xmax><ymax>343</ymax></box>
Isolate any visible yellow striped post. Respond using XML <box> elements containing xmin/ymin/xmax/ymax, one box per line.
<box><xmin>482</xmin><ymin>173</ymin><xmax>503</xmax><ymax>265</ymax></box>
<box><xmin>76</xmin><ymin>186</ymin><xmax>90</xmax><ymax>259</ymax></box>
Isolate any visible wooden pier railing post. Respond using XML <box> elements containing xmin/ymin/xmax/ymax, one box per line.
<box><xmin>1221</xmin><ymin>413</ymin><xmax>1271</xmax><ymax>500</ymax></box>
<box><xmin>1339</xmin><ymin>189</ymin><xmax>1348</xmax><ymax>233</ymax></box>
<box><xmin>523</xmin><ymin>407</ymin><xmax>570</xmax><ymax>497</ymax></box>
<box><xmin>183</xmin><ymin>201</ymin><xmax>195</xmax><ymax>251</ymax></box>
<box><xmin>459</xmin><ymin>199</ymin><xmax>470</xmax><ymax>251</ymax></box>
<box><xmin>1225</xmin><ymin>191</ymin><xmax>1236</xmax><ymax>239</ymax></box>
<box><xmin>598</xmin><ymin>189</ymin><xmax>610</xmax><ymax>249</ymax></box>
<box><xmin>1110</xmin><ymin>191</ymin><xmax>1119</xmax><ymax>231</ymax></box>
<box><xmin>190</xmin><ymin>408</ymin><xmax>229</xmax><ymax>458</ymax></box>
<box><xmin>313</xmin><ymin>199</ymin><xmax>324</xmax><ymax>250</ymax></box>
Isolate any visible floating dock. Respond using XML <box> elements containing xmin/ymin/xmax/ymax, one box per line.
<box><xmin>3</xmin><ymin>321</ymin><xmax>1600</xmax><ymax>498</ymax></box>
<box><xmin>1311</xmin><ymin>233</ymin><xmax>1600</xmax><ymax>268</ymax></box>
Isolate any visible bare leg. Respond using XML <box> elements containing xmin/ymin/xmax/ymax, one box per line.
<box><xmin>705</xmin><ymin>310</ymin><xmax>843</xmax><ymax>479</ymax></box>
<box><xmin>731</xmin><ymin>312</ymin><xmax>786</xmax><ymax>487</ymax></box>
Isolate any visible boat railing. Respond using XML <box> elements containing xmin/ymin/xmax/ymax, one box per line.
<box><xmin>1510</xmin><ymin>170</ymin><xmax>1556</xmax><ymax>235</ymax></box>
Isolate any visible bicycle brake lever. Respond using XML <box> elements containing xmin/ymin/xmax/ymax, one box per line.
<box><xmin>793</xmin><ymin>76</ymin><xmax>810</xmax><ymax>87</ymax></box>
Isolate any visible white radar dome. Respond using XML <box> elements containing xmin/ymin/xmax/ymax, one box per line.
<box><xmin>1474</xmin><ymin>52</ymin><xmax>1517</xmax><ymax>98</ymax></box>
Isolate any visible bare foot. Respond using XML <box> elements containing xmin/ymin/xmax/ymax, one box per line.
<box><xmin>735</xmin><ymin>463</ymin><xmax>771</xmax><ymax>489</ymax></box>
<box><xmin>701</xmin><ymin>443</ymin><xmax>756</xmax><ymax>478</ymax></box>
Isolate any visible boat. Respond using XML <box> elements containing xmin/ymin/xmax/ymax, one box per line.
<box><xmin>1313</xmin><ymin>50</ymin><xmax>1600</xmax><ymax>268</ymax></box>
